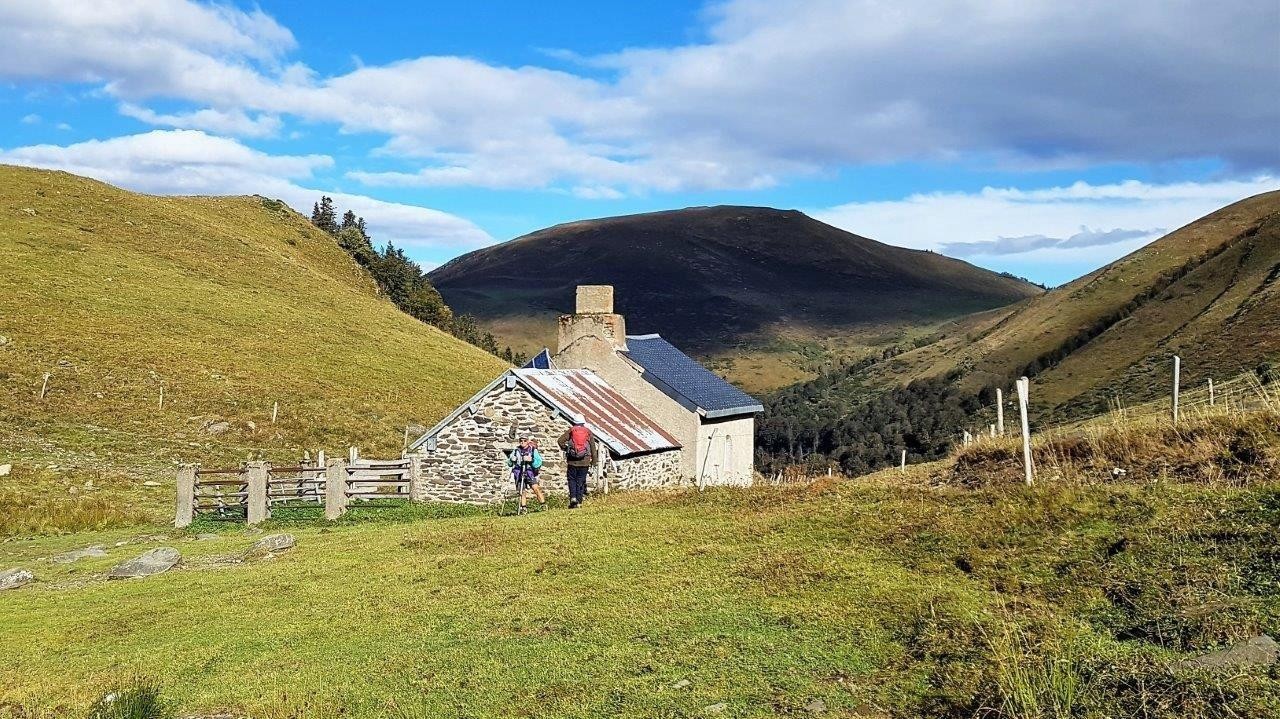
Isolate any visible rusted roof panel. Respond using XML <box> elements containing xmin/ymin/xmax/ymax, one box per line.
<box><xmin>515</xmin><ymin>369</ymin><xmax>681</xmax><ymax>456</ymax></box>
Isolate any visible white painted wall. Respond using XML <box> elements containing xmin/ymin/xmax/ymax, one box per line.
<box><xmin>695</xmin><ymin>415</ymin><xmax>755</xmax><ymax>487</ymax></box>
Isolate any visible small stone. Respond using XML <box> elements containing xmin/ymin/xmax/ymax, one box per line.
<box><xmin>114</xmin><ymin>540</ymin><xmax>129</xmax><ymax>547</ymax></box>
<box><xmin>0</xmin><ymin>568</ymin><xmax>34</xmax><ymax>590</ymax></box>
<box><xmin>203</xmin><ymin>421</ymin><xmax>231</xmax><ymax>436</ymax></box>
<box><xmin>243</xmin><ymin>533</ymin><xmax>295</xmax><ymax>558</ymax></box>
<box><xmin>246</xmin><ymin>420</ymin><xmax>256</xmax><ymax>430</ymax></box>
<box><xmin>0</xmin><ymin>335</ymin><xmax>8</xmax><ymax>346</ymax></box>
<box><xmin>0</xmin><ymin>464</ymin><xmax>10</xmax><ymax>477</ymax></box>
<box><xmin>703</xmin><ymin>703</ymin><xmax>728</xmax><ymax>715</ymax></box>
<box><xmin>142</xmin><ymin>481</ymin><xmax>161</xmax><ymax>487</ymax></box>
<box><xmin>52</xmin><ymin>545</ymin><xmax>107</xmax><ymax>564</ymax></box>
<box><xmin>108</xmin><ymin>547</ymin><xmax>181</xmax><ymax>579</ymax></box>
<box><xmin>670</xmin><ymin>679</ymin><xmax>691</xmax><ymax>690</ymax></box>
<box><xmin>1181</xmin><ymin>634</ymin><xmax>1278</xmax><ymax>670</ymax></box>
<box><xmin>803</xmin><ymin>698</ymin><xmax>827</xmax><ymax>714</ymax></box>
<box><xmin>20</xmin><ymin>207</ymin><xmax>36</xmax><ymax>216</ymax></box>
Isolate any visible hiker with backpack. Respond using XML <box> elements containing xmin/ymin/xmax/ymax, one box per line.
<box><xmin>558</xmin><ymin>414</ymin><xmax>595</xmax><ymax>509</ymax></box>
<box><xmin>506</xmin><ymin>437</ymin><xmax>546</xmax><ymax>515</ymax></box>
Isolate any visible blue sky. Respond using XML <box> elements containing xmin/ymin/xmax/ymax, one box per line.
<box><xmin>2</xmin><ymin>1</ymin><xmax>1277</xmax><ymax>286</ymax></box>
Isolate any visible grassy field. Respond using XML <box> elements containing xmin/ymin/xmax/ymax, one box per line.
<box><xmin>2</xmin><ymin>409</ymin><xmax>1276</xmax><ymax>719</ymax></box>
<box><xmin>0</xmin><ymin>166</ymin><xmax>506</xmax><ymax>534</ymax></box>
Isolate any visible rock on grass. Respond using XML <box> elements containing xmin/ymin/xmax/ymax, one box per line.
<box><xmin>0</xmin><ymin>568</ymin><xmax>33</xmax><ymax>590</ymax></box>
<box><xmin>242</xmin><ymin>534</ymin><xmax>295</xmax><ymax>559</ymax></box>
<box><xmin>108</xmin><ymin>548</ymin><xmax>181</xmax><ymax>580</ymax></box>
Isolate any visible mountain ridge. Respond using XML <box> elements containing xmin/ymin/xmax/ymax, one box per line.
<box><xmin>430</xmin><ymin>204</ymin><xmax>1042</xmax><ymax>391</ymax></box>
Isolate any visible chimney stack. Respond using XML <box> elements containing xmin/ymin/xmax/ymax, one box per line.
<box><xmin>558</xmin><ymin>285</ymin><xmax>626</xmax><ymax>353</ymax></box>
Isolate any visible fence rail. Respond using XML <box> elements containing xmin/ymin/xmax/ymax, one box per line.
<box><xmin>175</xmin><ymin>457</ymin><xmax>417</xmax><ymax>527</ymax></box>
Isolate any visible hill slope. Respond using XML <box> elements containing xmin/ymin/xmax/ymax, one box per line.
<box><xmin>429</xmin><ymin>206</ymin><xmax>1042</xmax><ymax>391</ymax></box>
<box><xmin>872</xmin><ymin>190</ymin><xmax>1280</xmax><ymax>414</ymax></box>
<box><xmin>0</xmin><ymin>166</ymin><xmax>505</xmax><ymax>511</ymax></box>
<box><xmin>758</xmin><ymin>191</ymin><xmax>1280</xmax><ymax>473</ymax></box>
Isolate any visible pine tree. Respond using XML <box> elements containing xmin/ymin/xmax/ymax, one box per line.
<box><xmin>312</xmin><ymin>196</ymin><xmax>338</xmax><ymax>234</ymax></box>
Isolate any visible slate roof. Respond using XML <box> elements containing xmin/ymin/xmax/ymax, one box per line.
<box><xmin>409</xmin><ymin>368</ymin><xmax>680</xmax><ymax>457</ymax></box>
<box><xmin>522</xmin><ymin>348</ymin><xmax>554</xmax><ymax>369</ymax></box>
<box><xmin>622</xmin><ymin>334</ymin><xmax>763</xmax><ymax>418</ymax></box>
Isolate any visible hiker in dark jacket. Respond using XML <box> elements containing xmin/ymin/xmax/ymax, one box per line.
<box><xmin>558</xmin><ymin>414</ymin><xmax>595</xmax><ymax>509</ymax></box>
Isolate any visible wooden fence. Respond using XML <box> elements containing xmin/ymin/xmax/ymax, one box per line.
<box><xmin>176</xmin><ymin>457</ymin><xmax>415</xmax><ymax>527</ymax></box>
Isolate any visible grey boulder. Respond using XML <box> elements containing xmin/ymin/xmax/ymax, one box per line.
<box><xmin>242</xmin><ymin>533</ymin><xmax>295</xmax><ymax>558</ymax></box>
<box><xmin>1181</xmin><ymin>634</ymin><xmax>1278</xmax><ymax>670</ymax></box>
<box><xmin>108</xmin><ymin>547</ymin><xmax>181</xmax><ymax>580</ymax></box>
<box><xmin>52</xmin><ymin>545</ymin><xmax>108</xmax><ymax>564</ymax></box>
<box><xmin>0</xmin><ymin>568</ymin><xmax>33</xmax><ymax>590</ymax></box>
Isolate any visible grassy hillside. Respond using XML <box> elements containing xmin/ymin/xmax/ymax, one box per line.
<box><xmin>759</xmin><ymin>192</ymin><xmax>1280</xmax><ymax>473</ymax></box>
<box><xmin>0</xmin><ymin>166</ymin><xmax>506</xmax><ymax>528</ymax></box>
<box><xmin>429</xmin><ymin>206</ymin><xmax>1042</xmax><ymax>392</ymax></box>
<box><xmin>870</xmin><ymin>191</ymin><xmax>1280</xmax><ymax>415</ymax></box>
<box><xmin>1</xmin><ymin>405</ymin><xmax>1276</xmax><ymax>718</ymax></box>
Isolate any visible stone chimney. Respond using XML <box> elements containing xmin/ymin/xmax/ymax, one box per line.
<box><xmin>558</xmin><ymin>285</ymin><xmax>627</xmax><ymax>353</ymax></box>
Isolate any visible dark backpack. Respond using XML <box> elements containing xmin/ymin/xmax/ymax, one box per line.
<box><xmin>565</xmin><ymin>425</ymin><xmax>591</xmax><ymax>461</ymax></box>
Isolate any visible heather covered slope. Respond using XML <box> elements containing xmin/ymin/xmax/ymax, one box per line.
<box><xmin>430</xmin><ymin>205</ymin><xmax>1041</xmax><ymax>391</ymax></box>
<box><xmin>0</xmin><ymin>166</ymin><xmax>505</xmax><ymax>525</ymax></box>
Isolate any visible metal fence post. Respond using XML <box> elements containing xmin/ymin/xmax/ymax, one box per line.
<box><xmin>325</xmin><ymin>458</ymin><xmax>349</xmax><ymax>520</ymax></box>
<box><xmin>174</xmin><ymin>464</ymin><xmax>196</xmax><ymax>528</ymax></box>
<box><xmin>246</xmin><ymin>461</ymin><xmax>269</xmax><ymax>525</ymax></box>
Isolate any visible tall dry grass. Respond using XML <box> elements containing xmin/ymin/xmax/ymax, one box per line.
<box><xmin>951</xmin><ymin>375</ymin><xmax>1279</xmax><ymax>488</ymax></box>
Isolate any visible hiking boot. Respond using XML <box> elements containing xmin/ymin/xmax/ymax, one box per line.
<box><xmin>517</xmin><ymin>505</ymin><xmax>528</xmax><ymax>516</ymax></box>
<box><xmin>568</xmin><ymin>499</ymin><xmax>580</xmax><ymax>509</ymax></box>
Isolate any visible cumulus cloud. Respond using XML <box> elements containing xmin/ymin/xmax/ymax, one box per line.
<box><xmin>20</xmin><ymin>113</ymin><xmax>40</xmax><ymax>124</ymax></box>
<box><xmin>0</xmin><ymin>130</ymin><xmax>492</xmax><ymax>251</ymax></box>
<box><xmin>119</xmin><ymin>103</ymin><xmax>282</xmax><ymax>138</ymax></box>
<box><xmin>1</xmin><ymin>0</ymin><xmax>1276</xmax><ymax>195</ymax></box>
<box><xmin>813</xmin><ymin>176</ymin><xmax>1279</xmax><ymax>265</ymax></box>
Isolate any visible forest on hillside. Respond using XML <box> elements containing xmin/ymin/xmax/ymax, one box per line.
<box><xmin>308</xmin><ymin>196</ymin><xmax>525</xmax><ymax>366</ymax></box>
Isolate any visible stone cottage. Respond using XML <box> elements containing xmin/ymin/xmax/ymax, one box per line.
<box><xmin>552</xmin><ymin>286</ymin><xmax>762</xmax><ymax>487</ymax></box>
<box><xmin>406</xmin><ymin>368</ymin><xmax>683</xmax><ymax>503</ymax></box>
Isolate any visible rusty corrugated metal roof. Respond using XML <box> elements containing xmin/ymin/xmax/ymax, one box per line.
<box><xmin>515</xmin><ymin>369</ymin><xmax>681</xmax><ymax>456</ymax></box>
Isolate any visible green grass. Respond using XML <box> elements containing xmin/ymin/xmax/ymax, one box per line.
<box><xmin>0</xmin><ymin>166</ymin><xmax>506</xmax><ymax>532</ymax></box>
<box><xmin>1</xmin><ymin>469</ymin><xmax>1276</xmax><ymax>718</ymax></box>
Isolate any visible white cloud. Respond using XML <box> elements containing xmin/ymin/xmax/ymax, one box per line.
<box><xmin>813</xmin><ymin>176</ymin><xmax>1280</xmax><ymax>268</ymax></box>
<box><xmin>119</xmin><ymin>103</ymin><xmax>282</xmax><ymax>138</ymax></box>
<box><xmin>2</xmin><ymin>0</ymin><xmax>1276</xmax><ymax>195</ymax></box>
<box><xmin>0</xmin><ymin>130</ymin><xmax>492</xmax><ymax>251</ymax></box>
<box><xmin>20</xmin><ymin>113</ymin><xmax>40</xmax><ymax>124</ymax></box>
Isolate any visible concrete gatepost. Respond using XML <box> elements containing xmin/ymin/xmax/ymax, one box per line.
<box><xmin>174</xmin><ymin>464</ymin><xmax>197</xmax><ymax>528</ymax></box>
<box><xmin>324</xmin><ymin>458</ymin><xmax>349</xmax><ymax>520</ymax></box>
<box><xmin>405</xmin><ymin>456</ymin><xmax>421</xmax><ymax>502</ymax></box>
<box><xmin>245</xmin><ymin>461</ymin><xmax>270</xmax><ymax>525</ymax></box>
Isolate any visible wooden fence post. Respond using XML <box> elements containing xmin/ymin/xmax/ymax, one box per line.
<box><xmin>245</xmin><ymin>461</ymin><xmax>269</xmax><ymax>525</ymax></box>
<box><xmin>996</xmin><ymin>388</ymin><xmax>1005</xmax><ymax>436</ymax></box>
<box><xmin>1017</xmin><ymin>377</ymin><xmax>1033</xmax><ymax>486</ymax></box>
<box><xmin>40</xmin><ymin>372</ymin><xmax>51</xmax><ymax>399</ymax></box>
<box><xmin>900</xmin><ymin>450</ymin><xmax>906</xmax><ymax>475</ymax></box>
<box><xmin>174</xmin><ymin>464</ymin><xmax>196</xmax><ymax>528</ymax></box>
<box><xmin>158</xmin><ymin>385</ymin><xmax>165</xmax><ymax>410</ymax></box>
<box><xmin>325</xmin><ymin>458</ymin><xmax>348</xmax><ymax>520</ymax></box>
<box><xmin>1172</xmin><ymin>355</ymin><xmax>1181</xmax><ymax>426</ymax></box>
<box><xmin>271</xmin><ymin>401</ymin><xmax>279</xmax><ymax>424</ymax></box>
<box><xmin>1208</xmin><ymin>378</ymin><xmax>1215</xmax><ymax>407</ymax></box>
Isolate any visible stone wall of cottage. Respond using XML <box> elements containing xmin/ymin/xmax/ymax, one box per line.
<box><xmin>408</xmin><ymin>379</ymin><xmax>686</xmax><ymax>504</ymax></box>
<box><xmin>608</xmin><ymin>450</ymin><xmax>688</xmax><ymax>491</ymax></box>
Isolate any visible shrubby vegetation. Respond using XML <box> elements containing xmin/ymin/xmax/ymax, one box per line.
<box><xmin>757</xmin><ymin>346</ymin><xmax>984</xmax><ymax>474</ymax></box>
<box><xmin>310</xmin><ymin>196</ymin><xmax>525</xmax><ymax>365</ymax></box>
